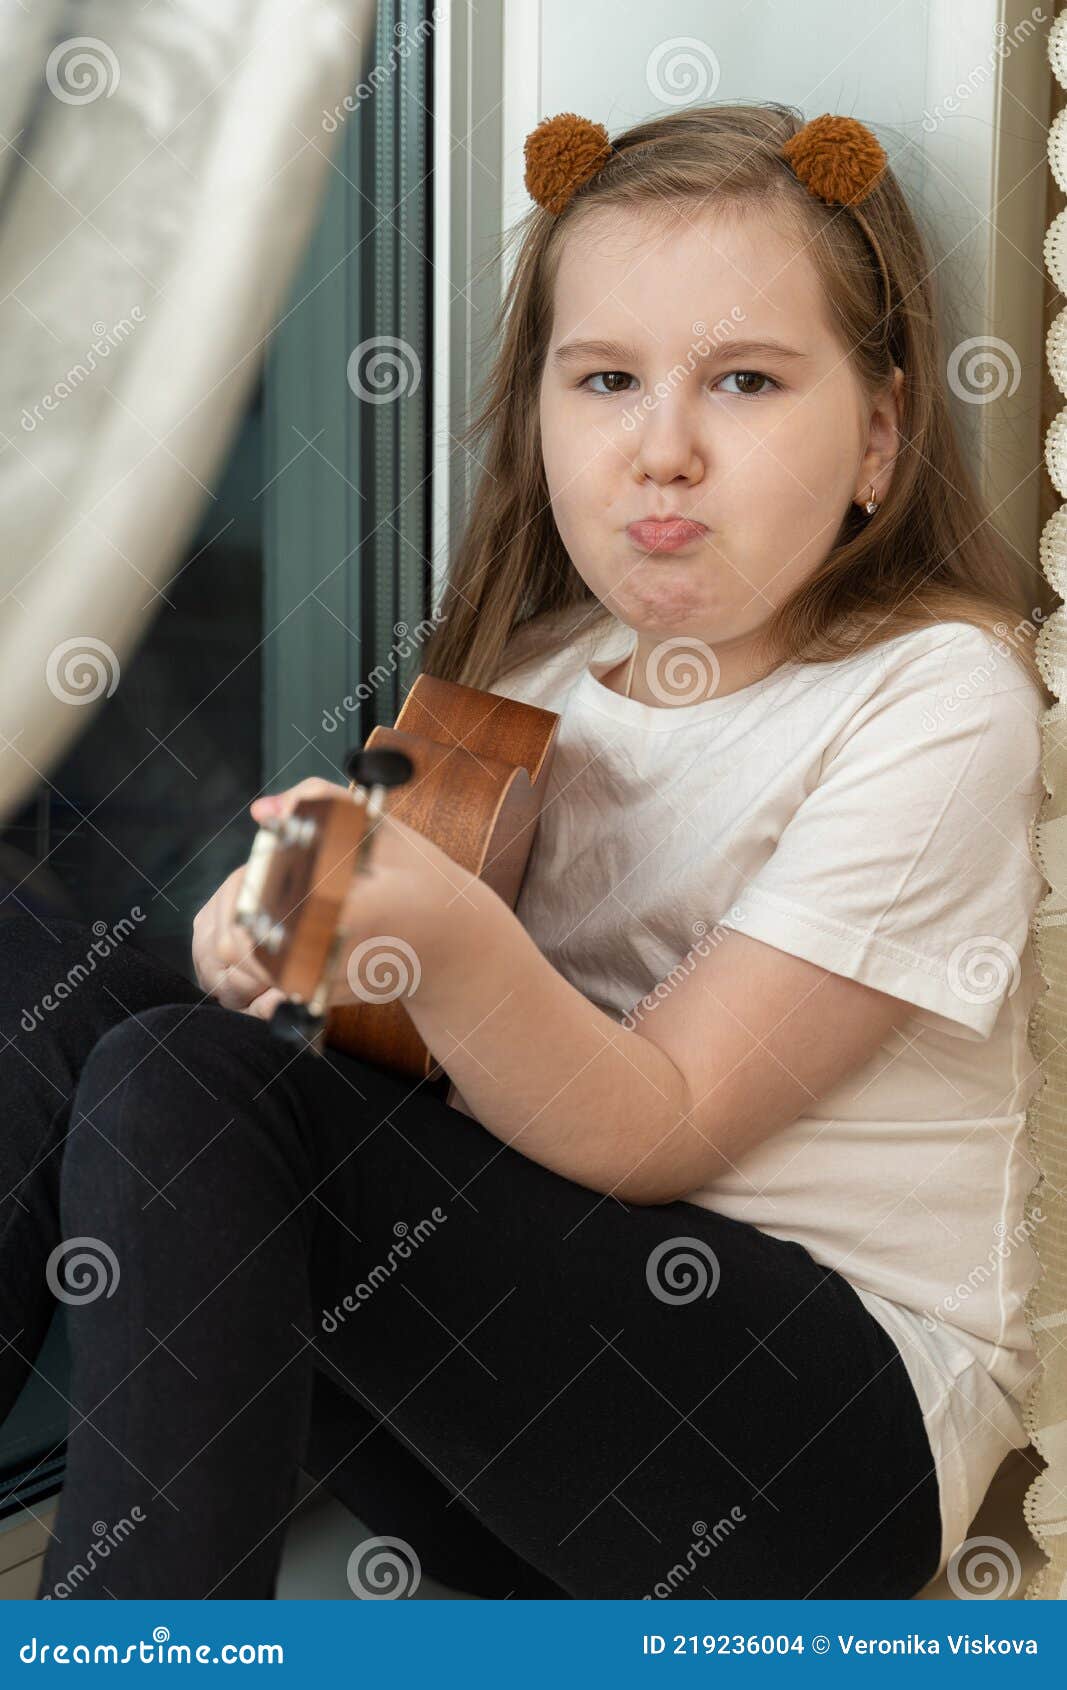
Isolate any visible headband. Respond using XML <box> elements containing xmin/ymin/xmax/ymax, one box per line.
<box><xmin>523</xmin><ymin>111</ymin><xmax>892</xmax><ymax>320</ymax></box>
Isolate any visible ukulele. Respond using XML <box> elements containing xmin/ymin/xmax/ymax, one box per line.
<box><xmin>233</xmin><ymin>673</ymin><xmax>560</xmax><ymax>1089</ymax></box>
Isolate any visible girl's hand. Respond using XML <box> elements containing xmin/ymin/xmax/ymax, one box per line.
<box><xmin>192</xmin><ymin>864</ymin><xmax>279</xmax><ymax>1012</ymax></box>
<box><xmin>217</xmin><ymin>776</ymin><xmax>477</xmax><ymax>1008</ymax></box>
<box><xmin>244</xmin><ymin>984</ymin><xmax>290</xmax><ymax>1020</ymax></box>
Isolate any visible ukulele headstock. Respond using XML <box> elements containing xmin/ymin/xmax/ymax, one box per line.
<box><xmin>233</xmin><ymin>749</ymin><xmax>415</xmax><ymax>1043</ymax></box>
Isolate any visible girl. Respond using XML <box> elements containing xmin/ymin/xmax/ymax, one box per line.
<box><xmin>1</xmin><ymin>103</ymin><xmax>1049</xmax><ymax>1602</ymax></box>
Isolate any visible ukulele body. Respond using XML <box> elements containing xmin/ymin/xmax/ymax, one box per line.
<box><xmin>236</xmin><ymin>673</ymin><xmax>559</xmax><ymax>1086</ymax></box>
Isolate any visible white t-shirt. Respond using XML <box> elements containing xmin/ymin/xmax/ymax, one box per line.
<box><xmin>484</xmin><ymin>603</ymin><xmax>1047</xmax><ymax>1583</ymax></box>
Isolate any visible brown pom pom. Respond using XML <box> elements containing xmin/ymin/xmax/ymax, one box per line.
<box><xmin>781</xmin><ymin>113</ymin><xmax>887</xmax><ymax>207</ymax></box>
<box><xmin>524</xmin><ymin>112</ymin><xmax>613</xmax><ymax>215</ymax></box>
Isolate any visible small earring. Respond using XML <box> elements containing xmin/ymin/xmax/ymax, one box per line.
<box><xmin>863</xmin><ymin>483</ymin><xmax>879</xmax><ymax>515</ymax></box>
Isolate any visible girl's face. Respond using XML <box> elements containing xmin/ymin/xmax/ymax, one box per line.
<box><xmin>539</xmin><ymin>202</ymin><xmax>902</xmax><ymax>681</ymax></box>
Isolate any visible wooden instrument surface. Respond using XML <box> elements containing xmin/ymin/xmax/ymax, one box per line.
<box><xmin>236</xmin><ymin>673</ymin><xmax>560</xmax><ymax>1085</ymax></box>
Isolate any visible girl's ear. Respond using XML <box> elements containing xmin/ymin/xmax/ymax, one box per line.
<box><xmin>855</xmin><ymin>365</ymin><xmax>905</xmax><ymax>507</ymax></box>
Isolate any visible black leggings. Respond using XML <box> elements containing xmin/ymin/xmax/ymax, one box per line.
<box><xmin>0</xmin><ymin>913</ymin><xmax>943</xmax><ymax>1600</ymax></box>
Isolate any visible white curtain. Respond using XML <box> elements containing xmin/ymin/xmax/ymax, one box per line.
<box><xmin>0</xmin><ymin>0</ymin><xmax>376</xmax><ymax>819</ymax></box>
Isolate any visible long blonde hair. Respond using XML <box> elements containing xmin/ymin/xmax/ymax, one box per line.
<box><xmin>420</xmin><ymin>101</ymin><xmax>1047</xmax><ymax>698</ymax></box>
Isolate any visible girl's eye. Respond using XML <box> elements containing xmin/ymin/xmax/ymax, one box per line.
<box><xmin>578</xmin><ymin>369</ymin><xmax>780</xmax><ymax>397</ymax></box>
<box><xmin>716</xmin><ymin>370</ymin><xmax>779</xmax><ymax>397</ymax></box>
<box><xmin>579</xmin><ymin>371</ymin><xmax>635</xmax><ymax>395</ymax></box>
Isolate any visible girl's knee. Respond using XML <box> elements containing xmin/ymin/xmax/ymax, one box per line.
<box><xmin>68</xmin><ymin>1003</ymin><xmax>296</xmax><ymax>1193</ymax></box>
<box><xmin>69</xmin><ymin>1005</ymin><xmax>228</xmax><ymax>1175</ymax></box>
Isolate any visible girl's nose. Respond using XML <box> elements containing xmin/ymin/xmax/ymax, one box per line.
<box><xmin>630</xmin><ymin>409</ymin><xmax>705</xmax><ymax>487</ymax></box>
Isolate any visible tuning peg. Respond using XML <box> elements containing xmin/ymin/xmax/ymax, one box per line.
<box><xmin>343</xmin><ymin>748</ymin><xmax>415</xmax><ymax>875</ymax></box>
<box><xmin>268</xmin><ymin>999</ymin><xmax>326</xmax><ymax>1056</ymax></box>
<box><xmin>343</xmin><ymin>748</ymin><xmax>414</xmax><ymax>790</ymax></box>
<box><xmin>234</xmin><ymin>908</ymin><xmax>287</xmax><ymax>953</ymax></box>
<box><xmin>281</xmin><ymin>815</ymin><xmax>317</xmax><ymax>847</ymax></box>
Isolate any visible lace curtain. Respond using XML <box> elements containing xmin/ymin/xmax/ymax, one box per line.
<box><xmin>1025</xmin><ymin>6</ymin><xmax>1067</xmax><ymax>1601</ymax></box>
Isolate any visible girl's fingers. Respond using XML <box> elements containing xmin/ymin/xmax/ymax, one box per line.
<box><xmin>215</xmin><ymin>871</ymin><xmax>270</xmax><ymax>975</ymax></box>
<box><xmin>203</xmin><ymin>926</ymin><xmax>275</xmax><ymax>1008</ymax></box>
<box><xmin>215</xmin><ymin>921</ymin><xmax>253</xmax><ymax>969</ymax></box>
<box><xmin>245</xmin><ymin>987</ymin><xmax>288</xmax><ymax>1020</ymax></box>
<box><xmin>223</xmin><ymin>952</ymin><xmax>274</xmax><ymax>999</ymax></box>
<box><xmin>249</xmin><ymin>795</ymin><xmax>284</xmax><ymax>822</ymax></box>
<box><xmin>209</xmin><ymin>967</ymin><xmax>262</xmax><ymax>1011</ymax></box>
<box><xmin>250</xmin><ymin>776</ymin><xmax>348</xmax><ymax>824</ymax></box>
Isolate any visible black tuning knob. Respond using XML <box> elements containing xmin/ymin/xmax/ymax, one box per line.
<box><xmin>268</xmin><ymin>999</ymin><xmax>326</xmax><ymax>1056</ymax></box>
<box><xmin>343</xmin><ymin>748</ymin><xmax>414</xmax><ymax>790</ymax></box>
